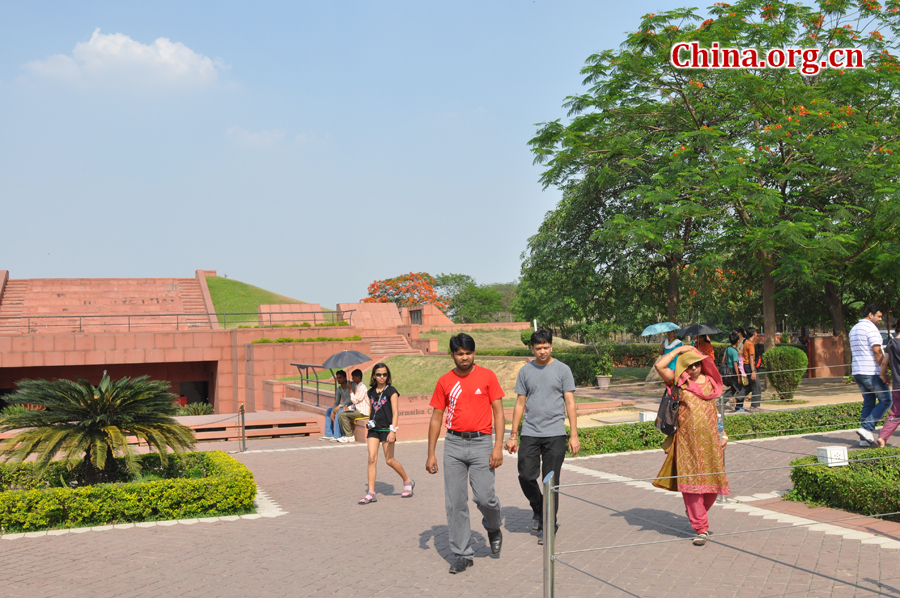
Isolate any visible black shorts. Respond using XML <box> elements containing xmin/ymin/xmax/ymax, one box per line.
<box><xmin>367</xmin><ymin>430</ymin><xmax>391</xmax><ymax>442</ymax></box>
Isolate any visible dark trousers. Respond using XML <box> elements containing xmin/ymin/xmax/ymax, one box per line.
<box><xmin>517</xmin><ymin>435</ymin><xmax>567</xmax><ymax>523</ymax></box>
<box><xmin>736</xmin><ymin>365</ymin><xmax>761</xmax><ymax>409</ymax></box>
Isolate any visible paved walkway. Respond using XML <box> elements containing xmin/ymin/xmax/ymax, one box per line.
<box><xmin>4</xmin><ymin>430</ymin><xmax>900</xmax><ymax>598</ymax></box>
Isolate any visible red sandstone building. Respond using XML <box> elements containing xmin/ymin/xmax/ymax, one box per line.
<box><xmin>0</xmin><ymin>270</ymin><xmax>529</xmax><ymax>417</ymax></box>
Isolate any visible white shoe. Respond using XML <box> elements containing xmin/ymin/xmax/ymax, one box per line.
<box><xmin>342</xmin><ymin>436</ymin><xmax>354</xmax><ymax>443</ymax></box>
<box><xmin>337</xmin><ymin>436</ymin><xmax>349</xmax><ymax>443</ymax></box>
<box><xmin>856</xmin><ymin>427</ymin><xmax>875</xmax><ymax>443</ymax></box>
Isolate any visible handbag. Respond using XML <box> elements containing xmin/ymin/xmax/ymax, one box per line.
<box><xmin>655</xmin><ymin>384</ymin><xmax>680</xmax><ymax>435</ymax></box>
<box><xmin>718</xmin><ymin>352</ymin><xmax>731</xmax><ymax>380</ymax></box>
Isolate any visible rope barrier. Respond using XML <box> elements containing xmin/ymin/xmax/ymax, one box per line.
<box><xmin>554</xmin><ymin>453</ymin><xmax>900</xmax><ymax>490</ymax></box>
<box><xmin>553</xmin><ymin>508</ymin><xmax>900</xmax><ymax>556</ymax></box>
<box><xmin>592</xmin><ymin>362</ymin><xmax>856</xmax><ymax>390</ymax></box>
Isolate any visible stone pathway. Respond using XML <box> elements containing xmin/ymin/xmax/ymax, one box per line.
<box><xmin>4</xmin><ymin>430</ymin><xmax>900</xmax><ymax>597</ymax></box>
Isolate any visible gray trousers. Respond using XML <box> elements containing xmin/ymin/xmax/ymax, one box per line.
<box><xmin>443</xmin><ymin>434</ymin><xmax>502</xmax><ymax>558</ymax></box>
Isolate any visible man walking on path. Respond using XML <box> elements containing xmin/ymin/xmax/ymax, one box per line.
<box><xmin>426</xmin><ymin>333</ymin><xmax>506</xmax><ymax>575</ymax></box>
<box><xmin>736</xmin><ymin>328</ymin><xmax>761</xmax><ymax>412</ymax></box>
<box><xmin>505</xmin><ymin>328</ymin><xmax>580</xmax><ymax>545</ymax></box>
<box><xmin>849</xmin><ymin>304</ymin><xmax>892</xmax><ymax>447</ymax></box>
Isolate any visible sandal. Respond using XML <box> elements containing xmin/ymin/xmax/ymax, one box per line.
<box><xmin>401</xmin><ymin>479</ymin><xmax>415</xmax><ymax>498</ymax></box>
<box><xmin>693</xmin><ymin>532</ymin><xmax>709</xmax><ymax>546</ymax></box>
<box><xmin>358</xmin><ymin>492</ymin><xmax>377</xmax><ymax>505</ymax></box>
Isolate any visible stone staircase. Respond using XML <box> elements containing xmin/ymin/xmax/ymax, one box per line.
<box><xmin>0</xmin><ymin>278</ymin><xmax>213</xmax><ymax>334</ymax></box>
<box><xmin>363</xmin><ymin>334</ymin><xmax>423</xmax><ymax>356</ymax></box>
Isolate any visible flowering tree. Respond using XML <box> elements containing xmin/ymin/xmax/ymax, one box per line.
<box><xmin>362</xmin><ymin>272</ymin><xmax>450</xmax><ymax>312</ymax></box>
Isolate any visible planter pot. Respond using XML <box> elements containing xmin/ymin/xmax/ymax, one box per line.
<box><xmin>596</xmin><ymin>375</ymin><xmax>612</xmax><ymax>389</ymax></box>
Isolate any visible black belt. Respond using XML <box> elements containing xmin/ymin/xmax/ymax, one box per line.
<box><xmin>447</xmin><ymin>430</ymin><xmax>488</xmax><ymax>439</ymax></box>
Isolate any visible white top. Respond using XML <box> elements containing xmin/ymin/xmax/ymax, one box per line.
<box><xmin>849</xmin><ymin>318</ymin><xmax>882</xmax><ymax>375</ymax></box>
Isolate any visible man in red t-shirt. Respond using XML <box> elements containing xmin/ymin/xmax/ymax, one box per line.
<box><xmin>426</xmin><ymin>333</ymin><xmax>505</xmax><ymax>574</ymax></box>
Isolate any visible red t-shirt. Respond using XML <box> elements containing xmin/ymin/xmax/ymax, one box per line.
<box><xmin>430</xmin><ymin>364</ymin><xmax>505</xmax><ymax>434</ymax></box>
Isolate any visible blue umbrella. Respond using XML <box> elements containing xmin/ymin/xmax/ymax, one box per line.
<box><xmin>640</xmin><ymin>322</ymin><xmax>681</xmax><ymax>337</ymax></box>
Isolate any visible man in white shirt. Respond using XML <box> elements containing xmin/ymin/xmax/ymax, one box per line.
<box><xmin>849</xmin><ymin>304</ymin><xmax>892</xmax><ymax>446</ymax></box>
<box><xmin>338</xmin><ymin>369</ymin><xmax>370</xmax><ymax>443</ymax></box>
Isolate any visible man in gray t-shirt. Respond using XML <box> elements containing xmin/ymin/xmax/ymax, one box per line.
<box><xmin>505</xmin><ymin>329</ymin><xmax>580</xmax><ymax>543</ymax></box>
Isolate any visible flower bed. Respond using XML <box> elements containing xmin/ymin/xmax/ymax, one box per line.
<box><xmin>0</xmin><ymin>451</ymin><xmax>255</xmax><ymax>532</ymax></box>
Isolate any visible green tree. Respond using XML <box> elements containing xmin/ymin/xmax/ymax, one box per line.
<box><xmin>0</xmin><ymin>374</ymin><xmax>195</xmax><ymax>485</ymax></box>
<box><xmin>529</xmin><ymin>0</ymin><xmax>900</xmax><ymax>348</ymax></box>
<box><xmin>435</xmin><ymin>273</ymin><xmax>505</xmax><ymax>323</ymax></box>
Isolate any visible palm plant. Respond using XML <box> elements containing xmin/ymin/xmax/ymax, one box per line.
<box><xmin>0</xmin><ymin>374</ymin><xmax>195</xmax><ymax>485</ymax></box>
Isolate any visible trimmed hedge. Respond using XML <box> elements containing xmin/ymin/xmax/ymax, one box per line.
<box><xmin>480</xmin><ymin>344</ymin><xmax>661</xmax><ymax>368</ymax></box>
<box><xmin>0</xmin><ymin>451</ymin><xmax>255</xmax><ymax>532</ymax></box>
<box><xmin>554</xmin><ymin>354</ymin><xmax>603</xmax><ymax>386</ymax></box>
<box><xmin>787</xmin><ymin>447</ymin><xmax>900</xmax><ymax>522</ymax></box>
<box><xmin>574</xmin><ymin>402</ymin><xmax>866</xmax><ymax>456</ymax></box>
<box><xmin>253</xmin><ymin>335</ymin><xmax>362</xmax><ymax>344</ymax></box>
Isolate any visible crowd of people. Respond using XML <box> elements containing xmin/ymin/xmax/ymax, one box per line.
<box><xmin>326</xmin><ymin>306</ymin><xmax>900</xmax><ymax>571</ymax></box>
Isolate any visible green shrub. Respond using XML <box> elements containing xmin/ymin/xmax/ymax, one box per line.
<box><xmin>610</xmin><ymin>344</ymin><xmax>660</xmax><ymax>367</ymax></box>
<box><xmin>315</xmin><ymin>321</ymin><xmax>348</xmax><ymax>327</ymax></box>
<box><xmin>554</xmin><ymin>354</ymin><xmax>603</xmax><ymax>386</ymax></box>
<box><xmin>0</xmin><ymin>451</ymin><xmax>255</xmax><ymax>532</ymax></box>
<box><xmin>575</xmin><ymin>402</ymin><xmax>867</xmax><ymax>456</ymax></box>
<box><xmin>176</xmin><ymin>403</ymin><xmax>214</xmax><ymax>416</ymax></box>
<box><xmin>252</xmin><ymin>335</ymin><xmax>363</xmax><ymax>344</ymax></box>
<box><xmin>479</xmin><ymin>348</ymin><xmax>536</xmax><ymax>357</ymax></box>
<box><xmin>763</xmin><ymin>346</ymin><xmax>808</xmax><ymax>400</ymax></box>
<box><xmin>521</xmin><ymin>329</ymin><xmax>533</xmax><ymax>347</ymax></box>
<box><xmin>787</xmin><ymin>447</ymin><xmax>900</xmax><ymax>522</ymax></box>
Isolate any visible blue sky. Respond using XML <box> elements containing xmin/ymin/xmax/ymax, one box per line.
<box><xmin>0</xmin><ymin>1</ymin><xmax>691</xmax><ymax>307</ymax></box>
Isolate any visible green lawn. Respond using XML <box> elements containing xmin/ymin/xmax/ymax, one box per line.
<box><xmin>419</xmin><ymin>329</ymin><xmax>584</xmax><ymax>352</ymax></box>
<box><xmin>206</xmin><ymin>276</ymin><xmax>310</xmax><ymax>327</ymax></box>
<box><xmin>611</xmin><ymin>367</ymin><xmax>651</xmax><ymax>384</ymax></box>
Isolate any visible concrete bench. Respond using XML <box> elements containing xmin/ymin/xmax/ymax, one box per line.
<box><xmin>188</xmin><ymin>417</ymin><xmax>321</xmax><ymax>441</ymax></box>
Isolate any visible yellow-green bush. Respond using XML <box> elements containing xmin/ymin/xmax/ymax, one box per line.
<box><xmin>0</xmin><ymin>451</ymin><xmax>255</xmax><ymax>532</ymax></box>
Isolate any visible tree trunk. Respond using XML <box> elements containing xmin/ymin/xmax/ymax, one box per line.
<box><xmin>666</xmin><ymin>263</ymin><xmax>680</xmax><ymax>323</ymax></box>
<box><xmin>824</xmin><ymin>281</ymin><xmax>852</xmax><ymax>376</ymax></box>
<box><xmin>758</xmin><ymin>251</ymin><xmax>777</xmax><ymax>351</ymax></box>
<box><xmin>80</xmin><ymin>446</ymin><xmax>119</xmax><ymax>486</ymax></box>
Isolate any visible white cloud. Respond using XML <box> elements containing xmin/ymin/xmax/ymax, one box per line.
<box><xmin>23</xmin><ymin>28</ymin><xmax>223</xmax><ymax>89</ymax></box>
<box><xmin>226</xmin><ymin>126</ymin><xmax>286</xmax><ymax>148</ymax></box>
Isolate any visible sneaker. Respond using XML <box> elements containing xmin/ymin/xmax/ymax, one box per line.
<box><xmin>337</xmin><ymin>436</ymin><xmax>349</xmax><ymax>443</ymax></box>
<box><xmin>859</xmin><ymin>440</ymin><xmax>872</xmax><ymax>447</ymax></box>
<box><xmin>735</xmin><ymin>409</ymin><xmax>746</xmax><ymax>413</ymax></box>
<box><xmin>857</xmin><ymin>427</ymin><xmax>876</xmax><ymax>443</ymax></box>
<box><xmin>531</xmin><ymin>514</ymin><xmax>542</xmax><ymax>532</ymax></box>
<box><xmin>319</xmin><ymin>436</ymin><xmax>332</xmax><ymax>441</ymax></box>
<box><xmin>341</xmin><ymin>436</ymin><xmax>354</xmax><ymax>443</ymax></box>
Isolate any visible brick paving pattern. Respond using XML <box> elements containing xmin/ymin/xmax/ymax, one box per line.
<box><xmin>3</xmin><ymin>430</ymin><xmax>899</xmax><ymax>597</ymax></box>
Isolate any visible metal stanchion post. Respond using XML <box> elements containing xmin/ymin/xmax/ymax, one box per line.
<box><xmin>239</xmin><ymin>404</ymin><xmax>247</xmax><ymax>452</ymax></box>
<box><xmin>543</xmin><ymin>471</ymin><xmax>556</xmax><ymax>598</ymax></box>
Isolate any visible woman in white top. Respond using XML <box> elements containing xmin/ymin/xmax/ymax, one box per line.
<box><xmin>660</xmin><ymin>331</ymin><xmax>683</xmax><ymax>372</ymax></box>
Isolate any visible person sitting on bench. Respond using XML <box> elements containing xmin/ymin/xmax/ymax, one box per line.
<box><xmin>338</xmin><ymin>369</ymin><xmax>370</xmax><ymax>443</ymax></box>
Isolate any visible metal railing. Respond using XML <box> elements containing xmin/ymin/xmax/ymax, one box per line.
<box><xmin>0</xmin><ymin>309</ymin><xmax>354</xmax><ymax>333</ymax></box>
<box><xmin>289</xmin><ymin>362</ymin><xmax>337</xmax><ymax>407</ymax></box>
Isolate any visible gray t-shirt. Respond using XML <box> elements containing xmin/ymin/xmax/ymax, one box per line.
<box><xmin>515</xmin><ymin>359</ymin><xmax>576</xmax><ymax>437</ymax></box>
<box><xmin>332</xmin><ymin>384</ymin><xmax>352</xmax><ymax>409</ymax></box>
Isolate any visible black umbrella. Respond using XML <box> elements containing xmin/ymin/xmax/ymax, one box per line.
<box><xmin>321</xmin><ymin>350</ymin><xmax>372</xmax><ymax>370</ymax></box>
<box><xmin>676</xmin><ymin>323</ymin><xmax>722</xmax><ymax>337</ymax></box>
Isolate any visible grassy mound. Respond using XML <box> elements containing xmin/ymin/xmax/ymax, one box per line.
<box><xmin>206</xmin><ymin>276</ymin><xmax>308</xmax><ymax>327</ymax></box>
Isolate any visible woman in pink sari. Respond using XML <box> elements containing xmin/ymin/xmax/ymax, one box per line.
<box><xmin>653</xmin><ymin>345</ymin><xmax>730</xmax><ymax>546</ymax></box>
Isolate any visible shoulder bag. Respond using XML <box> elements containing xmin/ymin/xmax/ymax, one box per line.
<box><xmin>655</xmin><ymin>384</ymin><xmax>680</xmax><ymax>435</ymax></box>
